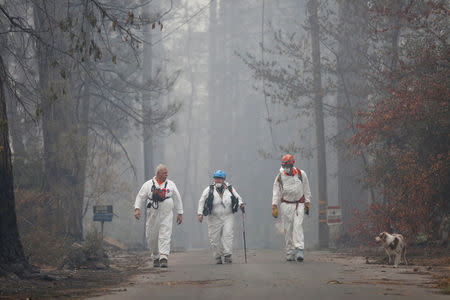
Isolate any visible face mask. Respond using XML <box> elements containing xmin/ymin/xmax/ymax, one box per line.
<box><xmin>283</xmin><ymin>167</ymin><xmax>292</xmax><ymax>174</ymax></box>
<box><xmin>215</xmin><ymin>182</ymin><xmax>223</xmax><ymax>189</ymax></box>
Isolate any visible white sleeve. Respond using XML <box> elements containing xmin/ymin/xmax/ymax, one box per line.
<box><xmin>197</xmin><ymin>187</ymin><xmax>210</xmax><ymax>215</ymax></box>
<box><xmin>134</xmin><ymin>182</ymin><xmax>150</xmax><ymax>211</ymax></box>
<box><xmin>302</xmin><ymin>171</ymin><xmax>312</xmax><ymax>203</ymax></box>
<box><xmin>171</xmin><ymin>181</ymin><xmax>183</xmax><ymax>214</ymax></box>
<box><xmin>272</xmin><ymin>174</ymin><xmax>282</xmax><ymax>206</ymax></box>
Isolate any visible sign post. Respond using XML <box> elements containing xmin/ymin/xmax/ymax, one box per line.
<box><xmin>93</xmin><ymin>205</ymin><xmax>114</xmax><ymax>239</ymax></box>
<box><xmin>327</xmin><ymin>206</ymin><xmax>342</xmax><ymax>248</ymax></box>
<box><xmin>327</xmin><ymin>206</ymin><xmax>342</xmax><ymax>225</ymax></box>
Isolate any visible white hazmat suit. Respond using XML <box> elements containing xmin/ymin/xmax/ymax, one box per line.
<box><xmin>198</xmin><ymin>182</ymin><xmax>243</xmax><ymax>260</ymax></box>
<box><xmin>135</xmin><ymin>178</ymin><xmax>183</xmax><ymax>260</ymax></box>
<box><xmin>272</xmin><ymin>167</ymin><xmax>311</xmax><ymax>259</ymax></box>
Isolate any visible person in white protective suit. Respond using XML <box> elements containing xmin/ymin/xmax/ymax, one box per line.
<box><xmin>197</xmin><ymin>170</ymin><xmax>245</xmax><ymax>264</ymax></box>
<box><xmin>134</xmin><ymin>164</ymin><xmax>183</xmax><ymax>268</ymax></box>
<box><xmin>272</xmin><ymin>154</ymin><xmax>311</xmax><ymax>262</ymax></box>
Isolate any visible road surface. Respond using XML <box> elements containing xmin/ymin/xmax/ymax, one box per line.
<box><xmin>89</xmin><ymin>249</ymin><xmax>448</xmax><ymax>300</ymax></box>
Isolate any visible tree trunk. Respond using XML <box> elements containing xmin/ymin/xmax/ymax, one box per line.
<box><xmin>141</xmin><ymin>5</ymin><xmax>155</xmax><ymax>248</ymax></box>
<box><xmin>208</xmin><ymin>0</ymin><xmax>217</xmax><ymax>171</ymax></box>
<box><xmin>142</xmin><ymin>5</ymin><xmax>154</xmax><ymax>182</ymax></box>
<box><xmin>6</xmin><ymin>96</ymin><xmax>26</xmax><ymax>161</ymax></box>
<box><xmin>3</xmin><ymin>41</ymin><xmax>30</xmax><ymax>189</ymax></box>
<box><xmin>34</xmin><ymin>1</ymin><xmax>86</xmax><ymax>240</ymax></box>
<box><xmin>308</xmin><ymin>0</ymin><xmax>328</xmax><ymax>248</ymax></box>
<box><xmin>181</xmin><ymin>0</ymin><xmax>198</xmax><ymax>250</ymax></box>
<box><xmin>0</xmin><ymin>53</ymin><xmax>28</xmax><ymax>276</ymax></box>
<box><xmin>387</xmin><ymin>1</ymin><xmax>403</xmax><ymax>87</ymax></box>
<box><xmin>142</xmin><ymin>48</ymin><xmax>154</xmax><ymax>181</ymax></box>
<box><xmin>336</xmin><ymin>1</ymin><xmax>371</xmax><ymax>230</ymax></box>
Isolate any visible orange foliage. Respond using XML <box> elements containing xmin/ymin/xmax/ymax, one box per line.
<box><xmin>348</xmin><ymin>1</ymin><xmax>449</xmax><ymax>243</ymax></box>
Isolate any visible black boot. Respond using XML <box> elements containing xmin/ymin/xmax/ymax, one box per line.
<box><xmin>224</xmin><ymin>255</ymin><xmax>232</xmax><ymax>264</ymax></box>
<box><xmin>153</xmin><ymin>259</ymin><xmax>160</xmax><ymax>268</ymax></box>
<box><xmin>216</xmin><ymin>257</ymin><xmax>222</xmax><ymax>264</ymax></box>
<box><xmin>159</xmin><ymin>258</ymin><xmax>168</xmax><ymax>268</ymax></box>
<box><xmin>296</xmin><ymin>249</ymin><xmax>304</xmax><ymax>262</ymax></box>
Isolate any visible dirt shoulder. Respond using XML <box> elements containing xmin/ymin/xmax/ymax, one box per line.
<box><xmin>0</xmin><ymin>251</ymin><xmax>154</xmax><ymax>300</ymax></box>
<box><xmin>328</xmin><ymin>246</ymin><xmax>450</xmax><ymax>295</ymax></box>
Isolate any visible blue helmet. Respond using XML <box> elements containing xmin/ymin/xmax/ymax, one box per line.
<box><xmin>213</xmin><ymin>170</ymin><xmax>226</xmax><ymax>179</ymax></box>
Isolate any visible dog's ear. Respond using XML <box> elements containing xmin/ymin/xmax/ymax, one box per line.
<box><xmin>380</xmin><ymin>232</ymin><xmax>387</xmax><ymax>241</ymax></box>
<box><xmin>389</xmin><ymin>237</ymin><xmax>399</xmax><ymax>249</ymax></box>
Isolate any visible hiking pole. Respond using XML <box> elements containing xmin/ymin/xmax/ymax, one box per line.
<box><xmin>241</xmin><ymin>205</ymin><xmax>247</xmax><ymax>263</ymax></box>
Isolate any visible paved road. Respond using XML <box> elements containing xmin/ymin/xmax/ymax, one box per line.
<box><xmin>89</xmin><ymin>249</ymin><xmax>448</xmax><ymax>300</ymax></box>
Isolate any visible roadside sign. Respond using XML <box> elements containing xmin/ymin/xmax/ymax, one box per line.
<box><xmin>93</xmin><ymin>205</ymin><xmax>113</xmax><ymax>222</ymax></box>
<box><xmin>93</xmin><ymin>205</ymin><xmax>113</xmax><ymax>215</ymax></box>
<box><xmin>327</xmin><ymin>206</ymin><xmax>342</xmax><ymax>225</ymax></box>
<box><xmin>93</xmin><ymin>214</ymin><xmax>113</xmax><ymax>222</ymax></box>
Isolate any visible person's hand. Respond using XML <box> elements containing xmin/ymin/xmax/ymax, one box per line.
<box><xmin>177</xmin><ymin>214</ymin><xmax>183</xmax><ymax>225</ymax></box>
<box><xmin>272</xmin><ymin>204</ymin><xmax>278</xmax><ymax>218</ymax></box>
<box><xmin>240</xmin><ymin>203</ymin><xmax>246</xmax><ymax>213</ymax></box>
<box><xmin>134</xmin><ymin>208</ymin><xmax>141</xmax><ymax>220</ymax></box>
<box><xmin>198</xmin><ymin>214</ymin><xmax>203</xmax><ymax>223</ymax></box>
<box><xmin>304</xmin><ymin>202</ymin><xmax>310</xmax><ymax>215</ymax></box>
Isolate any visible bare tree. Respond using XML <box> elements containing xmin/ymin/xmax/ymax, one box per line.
<box><xmin>0</xmin><ymin>0</ymin><xmax>179</xmax><ymax>273</ymax></box>
<box><xmin>0</xmin><ymin>53</ymin><xmax>29</xmax><ymax>277</ymax></box>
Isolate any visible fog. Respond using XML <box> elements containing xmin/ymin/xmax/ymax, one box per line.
<box><xmin>82</xmin><ymin>0</ymin><xmax>343</xmax><ymax>251</ymax></box>
<box><xmin>6</xmin><ymin>0</ymin><xmax>445</xmax><ymax>261</ymax></box>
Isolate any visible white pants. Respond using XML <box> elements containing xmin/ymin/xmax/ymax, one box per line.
<box><xmin>146</xmin><ymin>199</ymin><xmax>173</xmax><ymax>260</ymax></box>
<box><xmin>281</xmin><ymin>202</ymin><xmax>304</xmax><ymax>257</ymax></box>
<box><xmin>207</xmin><ymin>213</ymin><xmax>234</xmax><ymax>259</ymax></box>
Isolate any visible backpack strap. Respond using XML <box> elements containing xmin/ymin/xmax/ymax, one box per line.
<box><xmin>152</xmin><ymin>179</ymin><xmax>168</xmax><ymax>189</ymax></box>
<box><xmin>276</xmin><ymin>174</ymin><xmax>283</xmax><ymax>189</ymax></box>
<box><xmin>227</xmin><ymin>184</ymin><xmax>233</xmax><ymax>194</ymax></box>
<box><xmin>277</xmin><ymin>168</ymin><xmax>302</xmax><ymax>189</ymax></box>
<box><xmin>227</xmin><ymin>184</ymin><xmax>239</xmax><ymax>213</ymax></box>
<box><xmin>295</xmin><ymin>168</ymin><xmax>303</xmax><ymax>182</ymax></box>
<box><xmin>203</xmin><ymin>184</ymin><xmax>215</xmax><ymax>216</ymax></box>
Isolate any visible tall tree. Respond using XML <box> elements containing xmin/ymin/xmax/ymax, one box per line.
<box><xmin>0</xmin><ymin>53</ymin><xmax>28</xmax><ymax>276</ymax></box>
<box><xmin>336</xmin><ymin>1</ymin><xmax>371</xmax><ymax>229</ymax></box>
<box><xmin>180</xmin><ymin>0</ymin><xmax>200</xmax><ymax>250</ymax></box>
<box><xmin>141</xmin><ymin>3</ymin><xmax>155</xmax><ymax>248</ymax></box>
<box><xmin>208</xmin><ymin>0</ymin><xmax>217</xmax><ymax>171</ymax></box>
<box><xmin>308</xmin><ymin>0</ymin><xmax>328</xmax><ymax>248</ymax></box>
<box><xmin>34</xmin><ymin>0</ymin><xmax>87</xmax><ymax>240</ymax></box>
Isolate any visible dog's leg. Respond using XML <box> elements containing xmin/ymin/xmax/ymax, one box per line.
<box><xmin>402</xmin><ymin>246</ymin><xmax>408</xmax><ymax>265</ymax></box>
<box><xmin>393</xmin><ymin>254</ymin><xmax>400</xmax><ymax>268</ymax></box>
<box><xmin>386</xmin><ymin>250</ymin><xmax>392</xmax><ymax>264</ymax></box>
